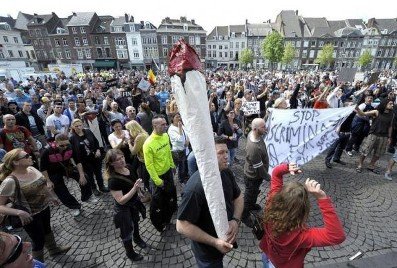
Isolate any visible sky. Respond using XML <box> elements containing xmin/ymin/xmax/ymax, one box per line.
<box><xmin>1</xmin><ymin>0</ymin><xmax>396</xmax><ymax>32</ymax></box>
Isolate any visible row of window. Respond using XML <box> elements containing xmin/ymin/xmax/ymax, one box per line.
<box><xmin>161</xmin><ymin>35</ymin><xmax>201</xmax><ymax>45</ymax></box>
<box><xmin>2</xmin><ymin>36</ymin><xmax>20</xmax><ymax>44</ymax></box>
<box><xmin>212</xmin><ymin>32</ymin><xmax>246</xmax><ymax>40</ymax></box>
<box><xmin>0</xmin><ymin>49</ymin><xmax>25</xmax><ymax>58</ymax></box>
<box><xmin>207</xmin><ymin>42</ymin><xmax>246</xmax><ymax>50</ymax></box>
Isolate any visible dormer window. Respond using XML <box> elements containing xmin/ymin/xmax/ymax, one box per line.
<box><xmin>183</xmin><ymin>24</ymin><xmax>188</xmax><ymax>31</ymax></box>
<box><xmin>231</xmin><ymin>32</ymin><xmax>236</xmax><ymax>38</ymax></box>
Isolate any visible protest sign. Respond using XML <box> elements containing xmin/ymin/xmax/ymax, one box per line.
<box><xmin>242</xmin><ymin>101</ymin><xmax>260</xmax><ymax>115</ymax></box>
<box><xmin>264</xmin><ymin>107</ymin><xmax>355</xmax><ymax>172</ymax></box>
<box><xmin>137</xmin><ymin>78</ymin><xmax>151</xmax><ymax>91</ymax></box>
<box><xmin>338</xmin><ymin>68</ymin><xmax>357</xmax><ymax>83</ymax></box>
<box><xmin>354</xmin><ymin>72</ymin><xmax>365</xmax><ymax>82</ymax></box>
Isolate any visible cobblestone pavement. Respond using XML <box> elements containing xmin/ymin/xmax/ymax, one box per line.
<box><xmin>10</xmin><ymin>137</ymin><xmax>397</xmax><ymax>267</ymax></box>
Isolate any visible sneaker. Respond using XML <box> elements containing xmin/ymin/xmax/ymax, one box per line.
<box><xmin>87</xmin><ymin>195</ymin><xmax>99</xmax><ymax>204</ymax></box>
<box><xmin>345</xmin><ymin>150</ymin><xmax>353</xmax><ymax>157</ymax></box>
<box><xmin>384</xmin><ymin>172</ymin><xmax>393</xmax><ymax>181</ymax></box>
<box><xmin>72</xmin><ymin>209</ymin><xmax>81</xmax><ymax>217</ymax></box>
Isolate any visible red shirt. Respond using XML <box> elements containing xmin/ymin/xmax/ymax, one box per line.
<box><xmin>259</xmin><ymin>163</ymin><xmax>346</xmax><ymax>268</ymax></box>
<box><xmin>0</xmin><ymin>126</ymin><xmax>33</xmax><ymax>153</ymax></box>
<box><xmin>313</xmin><ymin>100</ymin><xmax>329</xmax><ymax>109</ymax></box>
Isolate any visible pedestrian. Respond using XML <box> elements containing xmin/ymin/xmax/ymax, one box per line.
<box><xmin>143</xmin><ymin>115</ymin><xmax>176</xmax><ymax>232</ymax></box>
<box><xmin>218</xmin><ymin>109</ymin><xmax>242</xmax><ymax>166</ymax></box>
<box><xmin>168</xmin><ymin>112</ymin><xmax>189</xmax><ymax>185</ymax></box>
<box><xmin>356</xmin><ymin>99</ymin><xmax>394</xmax><ymax>173</ymax></box>
<box><xmin>176</xmin><ymin>136</ymin><xmax>244</xmax><ymax>267</ymax></box>
<box><xmin>260</xmin><ymin>163</ymin><xmax>345</xmax><ymax>267</ymax></box>
<box><xmin>104</xmin><ymin>149</ymin><xmax>147</xmax><ymax>262</ymax></box>
<box><xmin>0</xmin><ymin>231</ymin><xmax>45</xmax><ymax>268</ymax></box>
<box><xmin>108</xmin><ymin>119</ymin><xmax>133</xmax><ymax>163</ymax></box>
<box><xmin>242</xmin><ymin>118</ymin><xmax>269</xmax><ymax>227</ymax></box>
<box><xmin>40</xmin><ymin>134</ymin><xmax>98</xmax><ymax>217</ymax></box>
<box><xmin>69</xmin><ymin>119</ymin><xmax>109</xmax><ymax>195</ymax></box>
<box><xmin>0</xmin><ymin>149</ymin><xmax>70</xmax><ymax>262</ymax></box>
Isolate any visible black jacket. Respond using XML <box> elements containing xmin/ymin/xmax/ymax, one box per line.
<box><xmin>15</xmin><ymin>111</ymin><xmax>45</xmax><ymax>135</ymax></box>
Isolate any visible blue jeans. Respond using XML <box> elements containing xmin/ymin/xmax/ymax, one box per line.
<box><xmin>262</xmin><ymin>253</ymin><xmax>275</xmax><ymax>268</ymax></box>
<box><xmin>187</xmin><ymin>151</ymin><xmax>198</xmax><ymax>177</ymax></box>
<box><xmin>195</xmin><ymin>256</ymin><xmax>223</xmax><ymax>268</ymax></box>
<box><xmin>228</xmin><ymin>147</ymin><xmax>236</xmax><ymax>166</ymax></box>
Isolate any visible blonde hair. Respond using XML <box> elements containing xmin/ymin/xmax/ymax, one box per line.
<box><xmin>169</xmin><ymin>100</ymin><xmax>179</xmax><ymax>114</ymax></box>
<box><xmin>263</xmin><ymin>181</ymin><xmax>310</xmax><ymax>237</ymax></box>
<box><xmin>0</xmin><ymin>149</ymin><xmax>24</xmax><ymax>181</ymax></box>
<box><xmin>71</xmin><ymin>118</ymin><xmax>83</xmax><ymax>129</ymax></box>
<box><xmin>125</xmin><ymin>120</ymin><xmax>148</xmax><ymax>140</ymax></box>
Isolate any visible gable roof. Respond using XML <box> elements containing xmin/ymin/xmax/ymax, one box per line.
<box><xmin>27</xmin><ymin>14</ymin><xmax>55</xmax><ymax>27</ymax></box>
<box><xmin>67</xmin><ymin>12</ymin><xmax>95</xmax><ymax>26</ymax></box>
<box><xmin>0</xmin><ymin>16</ymin><xmax>16</xmax><ymax>28</ymax></box>
<box><xmin>247</xmin><ymin>23</ymin><xmax>273</xmax><ymax>36</ymax></box>
<box><xmin>279</xmin><ymin>10</ymin><xmax>304</xmax><ymax>37</ymax></box>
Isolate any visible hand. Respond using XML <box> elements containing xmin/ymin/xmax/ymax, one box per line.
<box><xmin>46</xmin><ymin>180</ymin><xmax>54</xmax><ymax>190</ymax></box>
<box><xmin>17</xmin><ymin>210</ymin><xmax>32</xmax><ymax>226</ymax></box>
<box><xmin>79</xmin><ymin>175</ymin><xmax>87</xmax><ymax>186</ymax></box>
<box><xmin>178</xmin><ymin>121</ymin><xmax>183</xmax><ymax>129</ymax></box>
<box><xmin>226</xmin><ymin>220</ymin><xmax>239</xmax><ymax>244</ymax></box>
<box><xmin>213</xmin><ymin>238</ymin><xmax>233</xmax><ymax>254</ymax></box>
<box><xmin>288</xmin><ymin>163</ymin><xmax>302</xmax><ymax>175</ymax></box>
<box><xmin>157</xmin><ymin>180</ymin><xmax>164</xmax><ymax>188</ymax></box>
<box><xmin>133</xmin><ymin>178</ymin><xmax>143</xmax><ymax>190</ymax></box>
<box><xmin>305</xmin><ymin>178</ymin><xmax>327</xmax><ymax>199</ymax></box>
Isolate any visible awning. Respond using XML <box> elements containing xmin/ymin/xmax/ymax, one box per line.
<box><xmin>93</xmin><ymin>60</ymin><xmax>116</xmax><ymax>68</ymax></box>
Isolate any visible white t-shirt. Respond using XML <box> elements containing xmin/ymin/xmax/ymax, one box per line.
<box><xmin>108</xmin><ymin>130</ymin><xmax>130</xmax><ymax>148</ymax></box>
<box><xmin>45</xmin><ymin>114</ymin><xmax>70</xmax><ymax>137</ymax></box>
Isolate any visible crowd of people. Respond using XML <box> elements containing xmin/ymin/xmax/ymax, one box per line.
<box><xmin>0</xmin><ymin>67</ymin><xmax>396</xmax><ymax>267</ymax></box>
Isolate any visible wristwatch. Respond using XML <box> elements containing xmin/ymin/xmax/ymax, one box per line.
<box><xmin>231</xmin><ymin>217</ymin><xmax>241</xmax><ymax>225</ymax></box>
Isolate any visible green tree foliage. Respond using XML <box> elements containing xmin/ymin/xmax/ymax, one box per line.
<box><xmin>239</xmin><ymin>48</ymin><xmax>254</xmax><ymax>69</ymax></box>
<box><xmin>315</xmin><ymin>43</ymin><xmax>334</xmax><ymax>68</ymax></box>
<box><xmin>358</xmin><ymin>50</ymin><xmax>373</xmax><ymax>69</ymax></box>
<box><xmin>282</xmin><ymin>43</ymin><xmax>295</xmax><ymax>65</ymax></box>
<box><xmin>261</xmin><ymin>31</ymin><xmax>284</xmax><ymax>69</ymax></box>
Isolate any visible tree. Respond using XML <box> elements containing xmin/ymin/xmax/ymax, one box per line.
<box><xmin>315</xmin><ymin>43</ymin><xmax>334</xmax><ymax>69</ymax></box>
<box><xmin>261</xmin><ymin>31</ymin><xmax>284</xmax><ymax>70</ymax></box>
<box><xmin>394</xmin><ymin>57</ymin><xmax>397</xmax><ymax>69</ymax></box>
<box><xmin>239</xmin><ymin>48</ymin><xmax>254</xmax><ymax>69</ymax></box>
<box><xmin>282</xmin><ymin>43</ymin><xmax>295</xmax><ymax>65</ymax></box>
<box><xmin>358</xmin><ymin>50</ymin><xmax>373</xmax><ymax>70</ymax></box>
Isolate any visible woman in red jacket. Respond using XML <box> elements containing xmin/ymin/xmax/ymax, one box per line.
<box><xmin>260</xmin><ymin>163</ymin><xmax>346</xmax><ymax>268</ymax></box>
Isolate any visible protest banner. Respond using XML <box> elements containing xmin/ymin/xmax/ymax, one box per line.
<box><xmin>264</xmin><ymin>107</ymin><xmax>355</xmax><ymax>172</ymax></box>
<box><xmin>242</xmin><ymin>101</ymin><xmax>260</xmax><ymax>115</ymax></box>
<box><xmin>338</xmin><ymin>68</ymin><xmax>357</xmax><ymax>83</ymax></box>
<box><xmin>137</xmin><ymin>78</ymin><xmax>151</xmax><ymax>91</ymax></box>
<box><xmin>354</xmin><ymin>72</ymin><xmax>365</xmax><ymax>82</ymax></box>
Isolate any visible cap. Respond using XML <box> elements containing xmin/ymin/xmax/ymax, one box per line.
<box><xmin>41</xmin><ymin>97</ymin><xmax>51</xmax><ymax>103</ymax></box>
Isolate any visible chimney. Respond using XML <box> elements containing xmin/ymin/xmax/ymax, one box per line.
<box><xmin>295</xmin><ymin>10</ymin><xmax>298</xmax><ymax>15</ymax></box>
<box><xmin>191</xmin><ymin>19</ymin><xmax>195</xmax><ymax>25</ymax></box>
<box><xmin>72</xmin><ymin>12</ymin><xmax>77</xmax><ymax>16</ymax></box>
<box><xmin>125</xmin><ymin>13</ymin><xmax>128</xmax><ymax>23</ymax></box>
<box><xmin>33</xmin><ymin>13</ymin><xmax>38</xmax><ymax>16</ymax></box>
<box><xmin>131</xmin><ymin>16</ymin><xmax>134</xmax><ymax>22</ymax></box>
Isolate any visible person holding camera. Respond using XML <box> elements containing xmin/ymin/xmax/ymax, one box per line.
<box><xmin>260</xmin><ymin>163</ymin><xmax>345</xmax><ymax>268</ymax></box>
<box><xmin>104</xmin><ymin>149</ymin><xmax>147</xmax><ymax>262</ymax></box>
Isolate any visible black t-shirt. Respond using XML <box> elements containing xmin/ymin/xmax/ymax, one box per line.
<box><xmin>177</xmin><ymin>169</ymin><xmax>241</xmax><ymax>261</ymax></box>
<box><xmin>107</xmin><ymin>165</ymin><xmax>139</xmax><ymax>209</ymax></box>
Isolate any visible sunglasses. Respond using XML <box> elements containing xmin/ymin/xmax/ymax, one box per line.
<box><xmin>1</xmin><ymin>235</ymin><xmax>23</xmax><ymax>266</ymax></box>
<box><xmin>17</xmin><ymin>154</ymin><xmax>30</xmax><ymax>160</ymax></box>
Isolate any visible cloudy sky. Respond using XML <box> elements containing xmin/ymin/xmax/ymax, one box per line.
<box><xmin>1</xmin><ymin>0</ymin><xmax>396</xmax><ymax>32</ymax></box>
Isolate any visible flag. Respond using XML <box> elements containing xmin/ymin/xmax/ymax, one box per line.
<box><xmin>148</xmin><ymin>69</ymin><xmax>156</xmax><ymax>85</ymax></box>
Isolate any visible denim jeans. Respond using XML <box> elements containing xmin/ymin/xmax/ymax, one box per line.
<box><xmin>195</xmin><ymin>256</ymin><xmax>223</xmax><ymax>268</ymax></box>
<box><xmin>187</xmin><ymin>151</ymin><xmax>198</xmax><ymax>177</ymax></box>
<box><xmin>228</xmin><ymin>147</ymin><xmax>236</xmax><ymax>166</ymax></box>
<box><xmin>262</xmin><ymin>253</ymin><xmax>275</xmax><ymax>268</ymax></box>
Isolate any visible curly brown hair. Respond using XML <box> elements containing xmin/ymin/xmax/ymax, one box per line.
<box><xmin>263</xmin><ymin>181</ymin><xmax>310</xmax><ymax>237</ymax></box>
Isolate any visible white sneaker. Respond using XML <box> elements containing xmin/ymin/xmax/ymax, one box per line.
<box><xmin>384</xmin><ymin>172</ymin><xmax>393</xmax><ymax>181</ymax></box>
<box><xmin>72</xmin><ymin>209</ymin><xmax>81</xmax><ymax>217</ymax></box>
<box><xmin>87</xmin><ymin>195</ymin><xmax>99</xmax><ymax>203</ymax></box>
